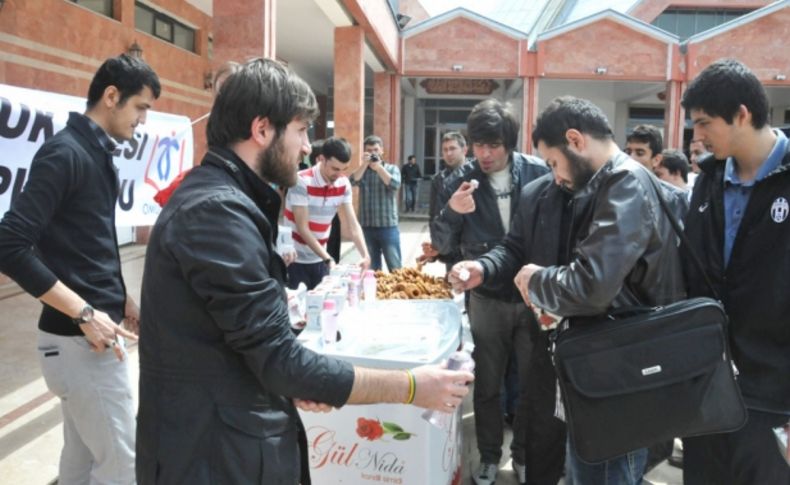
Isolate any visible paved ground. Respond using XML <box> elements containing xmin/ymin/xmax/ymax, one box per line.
<box><xmin>0</xmin><ymin>217</ymin><xmax>681</xmax><ymax>484</ymax></box>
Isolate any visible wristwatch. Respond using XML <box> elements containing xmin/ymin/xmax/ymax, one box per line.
<box><xmin>71</xmin><ymin>304</ymin><xmax>94</xmax><ymax>325</ymax></box>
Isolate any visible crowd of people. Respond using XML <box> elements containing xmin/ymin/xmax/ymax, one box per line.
<box><xmin>0</xmin><ymin>52</ymin><xmax>787</xmax><ymax>485</ymax></box>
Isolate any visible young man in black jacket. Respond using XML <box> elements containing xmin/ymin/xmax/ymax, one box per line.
<box><xmin>137</xmin><ymin>58</ymin><xmax>472</xmax><ymax>485</ymax></box>
<box><xmin>0</xmin><ymin>55</ymin><xmax>160</xmax><ymax>484</ymax></box>
<box><xmin>681</xmin><ymin>58</ymin><xmax>790</xmax><ymax>485</ymax></box>
<box><xmin>449</xmin><ymin>170</ymin><xmax>570</xmax><ymax>485</ymax></box>
<box><xmin>431</xmin><ymin>99</ymin><xmax>548</xmax><ymax>485</ymax></box>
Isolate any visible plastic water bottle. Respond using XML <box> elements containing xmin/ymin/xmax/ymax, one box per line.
<box><xmin>422</xmin><ymin>350</ymin><xmax>475</xmax><ymax>430</ymax></box>
<box><xmin>363</xmin><ymin>270</ymin><xmax>377</xmax><ymax>304</ymax></box>
<box><xmin>320</xmin><ymin>299</ymin><xmax>338</xmax><ymax>348</ymax></box>
<box><xmin>348</xmin><ymin>272</ymin><xmax>361</xmax><ymax>307</ymax></box>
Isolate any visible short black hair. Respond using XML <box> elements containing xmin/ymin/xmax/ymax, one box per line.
<box><xmin>681</xmin><ymin>58</ymin><xmax>770</xmax><ymax>129</ymax></box>
<box><xmin>322</xmin><ymin>137</ymin><xmax>352</xmax><ymax>163</ymax></box>
<box><xmin>407</xmin><ymin>155</ymin><xmax>416</xmax><ymax>162</ymax></box>
<box><xmin>659</xmin><ymin>149</ymin><xmax>690</xmax><ymax>183</ymax></box>
<box><xmin>626</xmin><ymin>124</ymin><xmax>663</xmax><ymax>157</ymax></box>
<box><xmin>467</xmin><ymin>99</ymin><xmax>519</xmax><ymax>152</ymax></box>
<box><xmin>363</xmin><ymin>135</ymin><xmax>383</xmax><ymax>148</ymax></box>
<box><xmin>87</xmin><ymin>54</ymin><xmax>161</xmax><ymax>109</ymax></box>
<box><xmin>309</xmin><ymin>139</ymin><xmax>324</xmax><ymax>164</ymax></box>
<box><xmin>207</xmin><ymin>58</ymin><xmax>319</xmax><ymax>147</ymax></box>
<box><xmin>442</xmin><ymin>131</ymin><xmax>467</xmax><ymax>147</ymax></box>
<box><xmin>532</xmin><ymin>96</ymin><xmax>614</xmax><ymax>149</ymax></box>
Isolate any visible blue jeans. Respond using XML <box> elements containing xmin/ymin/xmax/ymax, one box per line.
<box><xmin>404</xmin><ymin>182</ymin><xmax>418</xmax><ymax>211</ymax></box>
<box><xmin>566</xmin><ymin>440</ymin><xmax>647</xmax><ymax>485</ymax></box>
<box><xmin>362</xmin><ymin>226</ymin><xmax>401</xmax><ymax>271</ymax></box>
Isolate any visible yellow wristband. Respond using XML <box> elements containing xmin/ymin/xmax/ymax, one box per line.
<box><xmin>404</xmin><ymin>369</ymin><xmax>416</xmax><ymax>404</ymax></box>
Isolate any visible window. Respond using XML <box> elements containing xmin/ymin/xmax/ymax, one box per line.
<box><xmin>71</xmin><ymin>0</ymin><xmax>113</xmax><ymax>18</ymax></box>
<box><xmin>652</xmin><ymin>8</ymin><xmax>753</xmax><ymax>40</ymax></box>
<box><xmin>135</xmin><ymin>2</ymin><xmax>196</xmax><ymax>52</ymax></box>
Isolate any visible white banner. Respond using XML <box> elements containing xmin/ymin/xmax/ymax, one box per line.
<box><xmin>0</xmin><ymin>83</ymin><xmax>193</xmax><ymax>226</ymax></box>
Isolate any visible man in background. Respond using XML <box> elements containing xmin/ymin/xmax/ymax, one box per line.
<box><xmin>401</xmin><ymin>154</ymin><xmax>422</xmax><ymax>212</ymax></box>
<box><xmin>351</xmin><ymin>135</ymin><xmax>402</xmax><ymax>271</ymax></box>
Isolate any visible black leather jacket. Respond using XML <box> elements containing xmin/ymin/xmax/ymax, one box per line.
<box><xmin>527</xmin><ymin>152</ymin><xmax>686</xmax><ymax>316</ymax></box>
<box><xmin>431</xmin><ymin>152</ymin><xmax>549</xmax><ymax>301</ymax></box>
<box><xmin>137</xmin><ymin>148</ymin><xmax>355</xmax><ymax>484</ymax></box>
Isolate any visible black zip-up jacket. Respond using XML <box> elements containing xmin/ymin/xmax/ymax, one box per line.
<box><xmin>684</xmin><ymin>146</ymin><xmax>790</xmax><ymax>414</ymax></box>
<box><xmin>0</xmin><ymin>112</ymin><xmax>126</xmax><ymax>335</ymax></box>
<box><xmin>431</xmin><ymin>152</ymin><xmax>549</xmax><ymax>302</ymax></box>
<box><xmin>137</xmin><ymin>148</ymin><xmax>355</xmax><ymax>484</ymax></box>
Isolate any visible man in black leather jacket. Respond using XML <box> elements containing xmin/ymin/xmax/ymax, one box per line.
<box><xmin>431</xmin><ymin>99</ymin><xmax>548</xmax><ymax>485</ymax></box>
<box><xmin>136</xmin><ymin>59</ymin><xmax>472</xmax><ymax>485</ymax></box>
<box><xmin>513</xmin><ymin>96</ymin><xmax>685</xmax><ymax>485</ymax></box>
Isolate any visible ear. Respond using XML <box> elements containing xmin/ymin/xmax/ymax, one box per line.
<box><xmin>565</xmin><ymin>129</ymin><xmax>585</xmax><ymax>151</ymax></box>
<box><xmin>735</xmin><ymin>104</ymin><xmax>751</xmax><ymax>127</ymax></box>
<box><xmin>103</xmin><ymin>86</ymin><xmax>120</xmax><ymax>108</ymax></box>
<box><xmin>250</xmin><ymin>116</ymin><xmax>274</xmax><ymax>149</ymax></box>
<box><xmin>651</xmin><ymin>153</ymin><xmax>663</xmax><ymax>169</ymax></box>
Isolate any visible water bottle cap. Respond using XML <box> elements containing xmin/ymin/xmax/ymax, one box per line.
<box><xmin>322</xmin><ymin>300</ymin><xmax>336</xmax><ymax>310</ymax></box>
<box><xmin>364</xmin><ymin>270</ymin><xmax>375</xmax><ymax>278</ymax></box>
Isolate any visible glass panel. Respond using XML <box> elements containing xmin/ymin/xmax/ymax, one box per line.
<box><xmin>154</xmin><ymin>17</ymin><xmax>173</xmax><ymax>41</ymax></box>
<box><xmin>425</xmin><ymin>109</ymin><xmax>437</xmax><ymax>126</ymax></box>
<box><xmin>425</xmin><ymin>127</ymin><xmax>436</xmax><ymax>158</ymax></box>
<box><xmin>439</xmin><ymin>110</ymin><xmax>470</xmax><ymax>124</ymax></box>
<box><xmin>424</xmin><ymin>158</ymin><xmax>436</xmax><ymax>176</ymax></box>
<box><xmin>135</xmin><ymin>5</ymin><xmax>154</xmax><ymax>33</ymax></box>
<box><xmin>75</xmin><ymin>0</ymin><xmax>112</xmax><ymax>17</ymax></box>
<box><xmin>676</xmin><ymin>12</ymin><xmax>696</xmax><ymax>40</ymax></box>
<box><xmin>695</xmin><ymin>12</ymin><xmax>717</xmax><ymax>33</ymax></box>
<box><xmin>173</xmin><ymin>24</ymin><xmax>195</xmax><ymax>52</ymax></box>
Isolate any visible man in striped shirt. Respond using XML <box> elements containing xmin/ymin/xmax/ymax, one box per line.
<box><xmin>284</xmin><ymin>137</ymin><xmax>370</xmax><ymax>289</ymax></box>
<box><xmin>351</xmin><ymin>135</ymin><xmax>402</xmax><ymax>271</ymax></box>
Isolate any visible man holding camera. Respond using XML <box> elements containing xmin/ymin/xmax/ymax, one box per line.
<box><xmin>351</xmin><ymin>135</ymin><xmax>402</xmax><ymax>271</ymax></box>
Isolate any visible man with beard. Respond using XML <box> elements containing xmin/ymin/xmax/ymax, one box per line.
<box><xmin>431</xmin><ymin>99</ymin><xmax>548</xmax><ymax>485</ymax></box>
<box><xmin>136</xmin><ymin>59</ymin><xmax>473</xmax><ymax>485</ymax></box>
<box><xmin>513</xmin><ymin>96</ymin><xmax>685</xmax><ymax>484</ymax></box>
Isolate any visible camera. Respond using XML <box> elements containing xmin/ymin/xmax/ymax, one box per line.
<box><xmin>369</xmin><ymin>153</ymin><xmax>381</xmax><ymax>163</ymax></box>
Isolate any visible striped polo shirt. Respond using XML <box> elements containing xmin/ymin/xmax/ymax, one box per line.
<box><xmin>284</xmin><ymin>165</ymin><xmax>352</xmax><ymax>263</ymax></box>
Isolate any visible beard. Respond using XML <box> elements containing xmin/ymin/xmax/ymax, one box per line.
<box><xmin>257</xmin><ymin>133</ymin><xmax>298</xmax><ymax>188</ymax></box>
<box><xmin>560</xmin><ymin>146</ymin><xmax>596</xmax><ymax>192</ymax></box>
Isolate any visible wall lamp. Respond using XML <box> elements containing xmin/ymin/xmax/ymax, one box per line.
<box><xmin>452</xmin><ymin>64</ymin><xmax>463</xmax><ymax>72</ymax></box>
<box><xmin>595</xmin><ymin>66</ymin><xmax>608</xmax><ymax>75</ymax></box>
<box><xmin>127</xmin><ymin>40</ymin><xmax>143</xmax><ymax>59</ymax></box>
<box><xmin>775</xmin><ymin>74</ymin><xmax>787</xmax><ymax>81</ymax></box>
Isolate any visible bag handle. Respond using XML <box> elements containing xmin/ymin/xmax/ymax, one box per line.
<box><xmin>645</xmin><ymin>175</ymin><xmax>721</xmax><ymax>301</ymax></box>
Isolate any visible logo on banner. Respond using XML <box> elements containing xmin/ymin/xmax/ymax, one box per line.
<box><xmin>771</xmin><ymin>197</ymin><xmax>789</xmax><ymax>223</ymax></box>
<box><xmin>143</xmin><ymin>131</ymin><xmax>187</xmax><ymax>192</ymax></box>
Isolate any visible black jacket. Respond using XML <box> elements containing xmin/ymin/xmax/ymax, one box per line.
<box><xmin>401</xmin><ymin>162</ymin><xmax>422</xmax><ymax>184</ymax></box>
<box><xmin>527</xmin><ymin>153</ymin><xmax>686</xmax><ymax>316</ymax></box>
<box><xmin>428</xmin><ymin>161</ymin><xmax>473</xmax><ymax>269</ymax></box>
<box><xmin>684</xmin><ymin>145</ymin><xmax>790</xmax><ymax>414</ymax></box>
<box><xmin>137</xmin><ymin>148</ymin><xmax>355</xmax><ymax>484</ymax></box>
<box><xmin>431</xmin><ymin>152</ymin><xmax>549</xmax><ymax>301</ymax></box>
<box><xmin>0</xmin><ymin>112</ymin><xmax>126</xmax><ymax>335</ymax></box>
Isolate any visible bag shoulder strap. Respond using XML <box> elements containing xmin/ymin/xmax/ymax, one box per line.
<box><xmin>645</xmin><ymin>174</ymin><xmax>720</xmax><ymax>301</ymax></box>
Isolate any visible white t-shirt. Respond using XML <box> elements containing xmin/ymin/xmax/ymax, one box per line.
<box><xmin>488</xmin><ymin>168</ymin><xmax>512</xmax><ymax>232</ymax></box>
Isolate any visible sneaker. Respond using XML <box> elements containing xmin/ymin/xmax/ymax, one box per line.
<box><xmin>513</xmin><ymin>461</ymin><xmax>527</xmax><ymax>484</ymax></box>
<box><xmin>473</xmin><ymin>462</ymin><xmax>498</xmax><ymax>485</ymax></box>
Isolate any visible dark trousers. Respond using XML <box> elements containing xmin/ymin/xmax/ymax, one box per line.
<box><xmin>684</xmin><ymin>409</ymin><xmax>790</xmax><ymax>485</ymax></box>
<box><xmin>469</xmin><ymin>292</ymin><xmax>533</xmax><ymax>464</ymax></box>
<box><xmin>287</xmin><ymin>261</ymin><xmax>329</xmax><ymax>290</ymax></box>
